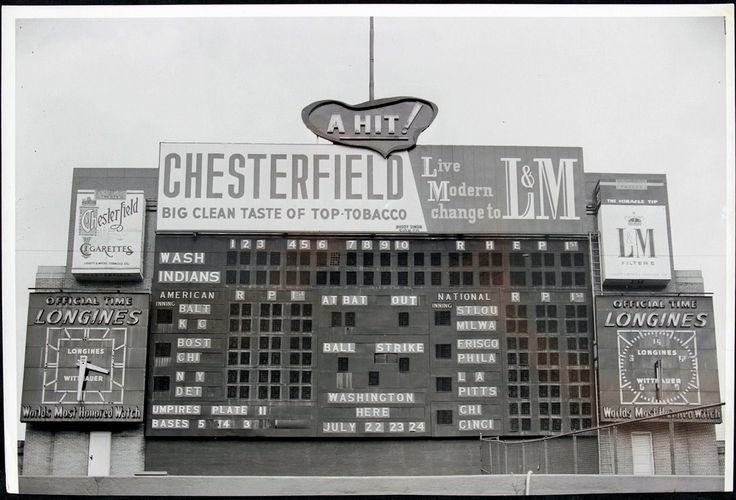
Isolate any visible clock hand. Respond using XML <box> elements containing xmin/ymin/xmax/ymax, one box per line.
<box><xmin>85</xmin><ymin>362</ymin><xmax>110</xmax><ymax>375</ymax></box>
<box><xmin>75</xmin><ymin>355</ymin><xmax>109</xmax><ymax>401</ymax></box>
<box><xmin>76</xmin><ymin>356</ymin><xmax>88</xmax><ymax>401</ymax></box>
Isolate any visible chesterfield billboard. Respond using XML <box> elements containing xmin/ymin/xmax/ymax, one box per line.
<box><xmin>21</xmin><ymin>292</ymin><xmax>149</xmax><ymax>422</ymax></box>
<box><xmin>596</xmin><ymin>295</ymin><xmax>721</xmax><ymax>423</ymax></box>
<box><xmin>157</xmin><ymin>143</ymin><xmax>586</xmax><ymax>234</ymax></box>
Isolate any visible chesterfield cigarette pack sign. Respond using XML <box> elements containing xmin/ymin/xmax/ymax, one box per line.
<box><xmin>21</xmin><ymin>292</ymin><xmax>149</xmax><ymax>422</ymax></box>
<box><xmin>157</xmin><ymin>143</ymin><xmax>586</xmax><ymax>235</ymax></box>
<box><xmin>596</xmin><ymin>295</ymin><xmax>721</xmax><ymax>423</ymax></box>
<box><xmin>71</xmin><ymin>189</ymin><xmax>146</xmax><ymax>280</ymax></box>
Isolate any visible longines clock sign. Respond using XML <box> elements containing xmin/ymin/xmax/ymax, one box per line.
<box><xmin>595</xmin><ymin>295</ymin><xmax>721</xmax><ymax>423</ymax></box>
<box><xmin>21</xmin><ymin>292</ymin><xmax>149</xmax><ymax>422</ymax></box>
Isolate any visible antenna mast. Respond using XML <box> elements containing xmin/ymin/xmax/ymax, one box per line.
<box><xmin>369</xmin><ymin>17</ymin><xmax>375</xmax><ymax>101</ymax></box>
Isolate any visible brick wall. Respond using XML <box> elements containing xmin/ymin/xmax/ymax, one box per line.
<box><xmin>673</xmin><ymin>423</ymin><xmax>691</xmax><ymax>475</ymax></box>
<box><xmin>34</xmin><ymin>266</ymin><xmax>66</xmax><ymax>288</ymax></box>
<box><xmin>598</xmin><ymin>422</ymin><xmax>719</xmax><ymax>475</ymax></box>
<box><xmin>22</xmin><ymin>425</ymin><xmax>145</xmax><ymax>476</ymax></box>
<box><xmin>111</xmin><ymin>428</ymin><xmax>146</xmax><ymax>476</ymax></box>
<box><xmin>52</xmin><ymin>431</ymin><xmax>91</xmax><ymax>475</ymax></box>
<box><xmin>23</xmin><ymin>427</ymin><xmax>90</xmax><ymax>476</ymax></box>
<box><xmin>22</xmin><ymin>428</ymin><xmax>53</xmax><ymax>476</ymax></box>
<box><xmin>685</xmin><ymin>423</ymin><xmax>718</xmax><ymax>475</ymax></box>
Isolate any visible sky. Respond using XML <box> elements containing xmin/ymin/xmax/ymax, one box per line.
<box><xmin>2</xmin><ymin>5</ymin><xmax>733</xmax><ymax>492</ymax></box>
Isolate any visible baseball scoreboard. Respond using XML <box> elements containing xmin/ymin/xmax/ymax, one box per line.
<box><xmin>147</xmin><ymin>235</ymin><xmax>595</xmax><ymax>437</ymax></box>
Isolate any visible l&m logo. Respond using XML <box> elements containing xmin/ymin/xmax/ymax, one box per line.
<box><xmin>617</xmin><ymin>215</ymin><xmax>656</xmax><ymax>258</ymax></box>
<box><xmin>502</xmin><ymin>157</ymin><xmax>580</xmax><ymax>221</ymax></box>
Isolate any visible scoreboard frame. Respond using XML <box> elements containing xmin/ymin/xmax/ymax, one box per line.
<box><xmin>147</xmin><ymin>235</ymin><xmax>597</xmax><ymax>438</ymax></box>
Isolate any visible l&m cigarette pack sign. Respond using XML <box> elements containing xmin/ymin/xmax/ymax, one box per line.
<box><xmin>156</xmin><ymin>143</ymin><xmax>586</xmax><ymax>234</ymax></box>
<box><xmin>596</xmin><ymin>177</ymin><xmax>673</xmax><ymax>285</ymax></box>
<box><xmin>71</xmin><ymin>189</ymin><xmax>146</xmax><ymax>280</ymax></box>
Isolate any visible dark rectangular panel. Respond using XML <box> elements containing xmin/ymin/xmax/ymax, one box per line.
<box><xmin>147</xmin><ymin>235</ymin><xmax>594</xmax><ymax>437</ymax></box>
<box><xmin>595</xmin><ymin>295</ymin><xmax>721</xmax><ymax>423</ymax></box>
<box><xmin>21</xmin><ymin>292</ymin><xmax>149</xmax><ymax>422</ymax></box>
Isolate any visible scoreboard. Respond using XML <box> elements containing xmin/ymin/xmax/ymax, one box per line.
<box><xmin>147</xmin><ymin>236</ymin><xmax>595</xmax><ymax>437</ymax></box>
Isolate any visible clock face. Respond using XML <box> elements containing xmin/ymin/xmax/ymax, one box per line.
<box><xmin>42</xmin><ymin>327</ymin><xmax>127</xmax><ymax>404</ymax></box>
<box><xmin>617</xmin><ymin>329</ymin><xmax>699</xmax><ymax>405</ymax></box>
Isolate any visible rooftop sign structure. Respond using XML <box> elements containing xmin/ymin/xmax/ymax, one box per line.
<box><xmin>301</xmin><ymin>97</ymin><xmax>438</xmax><ymax>157</ymax></box>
